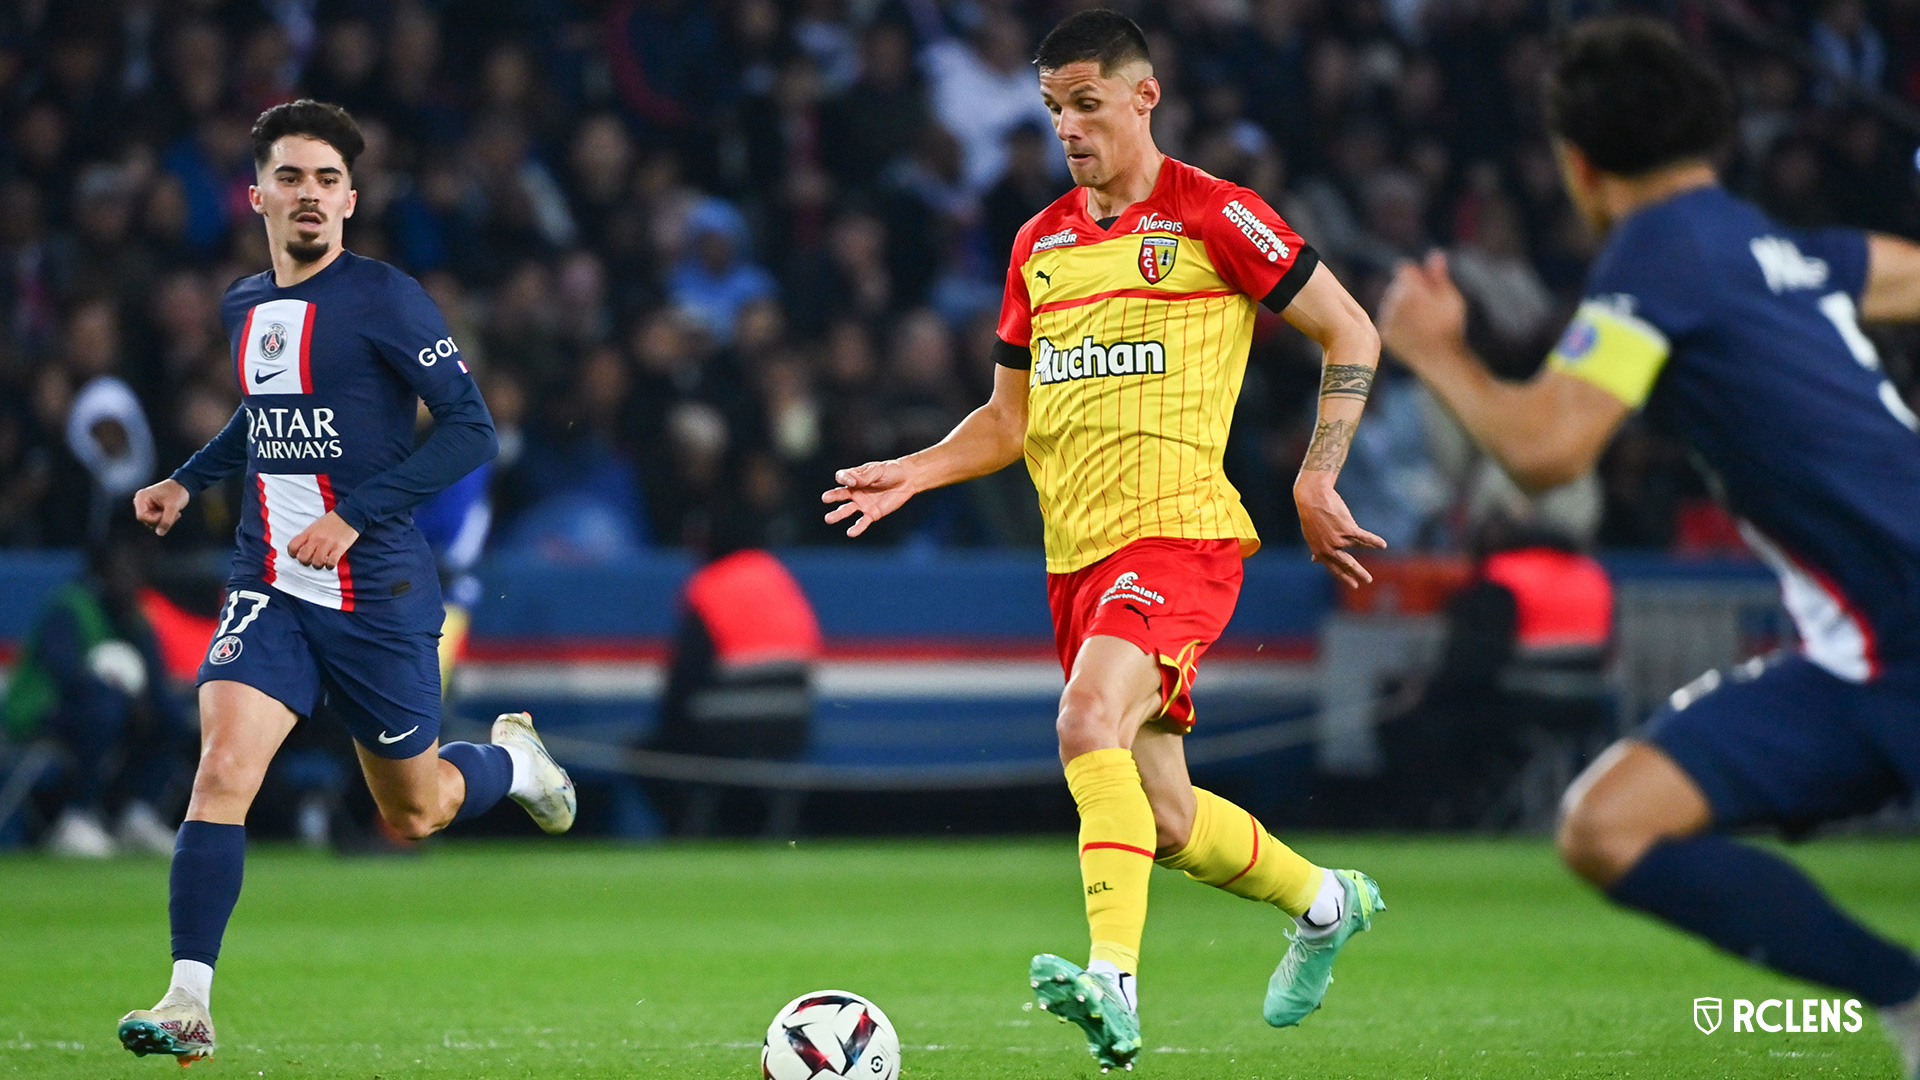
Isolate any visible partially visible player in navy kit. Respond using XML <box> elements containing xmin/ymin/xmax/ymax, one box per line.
<box><xmin>118</xmin><ymin>101</ymin><xmax>577</xmax><ymax>1066</ymax></box>
<box><xmin>1381</xmin><ymin>20</ymin><xmax>1920</xmax><ymax>1077</ymax></box>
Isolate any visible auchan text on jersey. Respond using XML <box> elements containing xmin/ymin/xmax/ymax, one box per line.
<box><xmin>1033</xmin><ymin>335</ymin><xmax>1167</xmax><ymax>385</ymax></box>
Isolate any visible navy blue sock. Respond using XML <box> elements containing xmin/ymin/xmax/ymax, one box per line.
<box><xmin>439</xmin><ymin>742</ymin><xmax>512</xmax><ymax>823</ymax></box>
<box><xmin>170</xmin><ymin>821</ymin><xmax>246</xmax><ymax>966</ymax></box>
<box><xmin>1609</xmin><ymin>835</ymin><xmax>1920</xmax><ymax>1006</ymax></box>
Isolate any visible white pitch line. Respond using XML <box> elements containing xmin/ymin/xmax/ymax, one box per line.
<box><xmin>451</xmin><ymin>659</ymin><xmax>1316</xmax><ymax>702</ymax></box>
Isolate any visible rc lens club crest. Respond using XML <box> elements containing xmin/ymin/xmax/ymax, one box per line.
<box><xmin>1139</xmin><ymin>235</ymin><xmax>1177</xmax><ymax>283</ymax></box>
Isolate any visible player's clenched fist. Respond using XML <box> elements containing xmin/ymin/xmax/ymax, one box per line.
<box><xmin>1377</xmin><ymin>250</ymin><xmax>1469</xmax><ymax>370</ymax></box>
<box><xmin>822</xmin><ymin>460</ymin><xmax>918</xmax><ymax>538</ymax></box>
<box><xmin>132</xmin><ymin>478</ymin><xmax>190</xmax><ymax>536</ymax></box>
<box><xmin>287</xmin><ymin>510</ymin><xmax>360</xmax><ymax>570</ymax></box>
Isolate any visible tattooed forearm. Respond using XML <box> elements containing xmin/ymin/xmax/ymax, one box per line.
<box><xmin>1301</xmin><ymin>419</ymin><xmax>1356</xmax><ymax>473</ymax></box>
<box><xmin>1319</xmin><ymin>363</ymin><xmax>1376</xmax><ymax>400</ymax></box>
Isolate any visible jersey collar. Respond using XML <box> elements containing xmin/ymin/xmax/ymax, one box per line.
<box><xmin>270</xmin><ymin>247</ymin><xmax>355</xmax><ymax>293</ymax></box>
<box><xmin>1077</xmin><ymin>156</ymin><xmax>1174</xmax><ymax>238</ymax></box>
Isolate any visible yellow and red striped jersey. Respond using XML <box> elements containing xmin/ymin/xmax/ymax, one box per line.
<box><xmin>998</xmin><ymin>156</ymin><xmax>1317</xmax><ymax>573</ymax></box>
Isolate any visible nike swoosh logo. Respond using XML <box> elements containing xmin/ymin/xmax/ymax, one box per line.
<box><xmin>376</xmin><ymin>725</ymin><xmax>420</xmax><ymax>745</ymax></box>
<box><xmin>254</xmin><ymin>368</ymin><xmax>285</xmax><ymax>384</ymax></box>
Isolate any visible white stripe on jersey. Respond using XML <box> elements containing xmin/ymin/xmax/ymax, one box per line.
<box><xmin>258</xmin><ymin>472</ymin><xmax>355</xmax><ymax>610</ymax></box>
<box><xmin>1738</xmin><ymin>521</ymin><xmax>1877</xmax><ymax>683</ymax></box>
<box><xmin>238</xmin><ymin>298</ymin><xmax>314</xmax><ymax>396</ymax></box>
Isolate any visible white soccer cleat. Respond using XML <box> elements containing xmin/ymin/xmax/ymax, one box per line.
<box><xmin>115</xmin><ymin>802</ymin><xmax>178</xmax><ymax>857</ymax></box>
<box><xmin>47</xmin><ymin>808</ymin><xmax>116</xmax><ymax>858</ymax></box>
<box><xmin>1882</xmin><ymin>994</ymin><xmax>1920</xmax><ymax>1080</ymax></box>
<box><xmin>491</xmin><ymin>712</ymin><xmax>576</xmax><ymax>834</ymax></box>
<box><xmin>118</xmin><ymin>990</ymin><xmax>215</xmax><ymax>1064</ymax></box>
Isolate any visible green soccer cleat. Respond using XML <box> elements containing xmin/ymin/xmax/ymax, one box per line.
<box><xmin>1263</xmin><ymin>868</ymin><xmax>1384</xmax><ymax>1027</ymax></box>
<box><xmin>117</xmin><ymin>991</ymin><xmax>215</xmax><ymax>1065</ymax></box>
<box><xmin>491</xmin><ymin>711</ymin><xmax>576</xmax><ymax>834</ymax></box>
<box><xmin>1030</xmin><ymin>954</ymin><xmax>1141</xmax><ymax>1072</ymax></box>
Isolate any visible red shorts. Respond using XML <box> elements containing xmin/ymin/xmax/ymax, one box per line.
<box><xmin>1046</xmin><ymin>537</ymin><xmax>1244</xmax><ymax>733</ymax></box>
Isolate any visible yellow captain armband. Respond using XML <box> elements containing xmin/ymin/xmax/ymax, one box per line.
<box><xmin>1545</xmin><ymin>298</ymin><xmax>1672</xmax><ymax>409</ymax></box>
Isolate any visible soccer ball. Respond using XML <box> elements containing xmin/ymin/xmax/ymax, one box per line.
<box><xmin>761</xmin><ymin>990</ymin><xmax>899</xmax><ymax>1080</ymax></box>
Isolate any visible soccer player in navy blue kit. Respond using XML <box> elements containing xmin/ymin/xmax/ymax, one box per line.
<box><xmin>1381</xmin><ymin>20</ymin><xmax>1920</xmax><ymax>1076</ymax></box>
<box><xmin>119</xmin><ymin>101</ymin><xmax>576</xmax><ymax>1065</ymax></box>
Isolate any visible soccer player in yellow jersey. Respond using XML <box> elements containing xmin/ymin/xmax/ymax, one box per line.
<box><xmin>824</xmin><ymin>10</ymin><xmax>1387</xmax><ymax>1070</ymax></box>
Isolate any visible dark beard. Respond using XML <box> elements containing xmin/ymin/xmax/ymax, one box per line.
<box><xmin>284</xmin><ymin>236</ymin><xmax>331</xmax><ymax>264</ymax></box>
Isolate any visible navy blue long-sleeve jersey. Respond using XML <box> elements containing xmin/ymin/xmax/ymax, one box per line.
<box><xmin>171</xmin><ymin>251</ymin><xmax>497</xmax><ymax>611</ymax></box>
<box><xmin>1546</xmin><ymin>187</ymin><xmax>1920</xmax><ymax>681</ymax></box>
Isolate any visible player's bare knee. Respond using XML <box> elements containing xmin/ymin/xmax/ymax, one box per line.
<box><xmin>1556</xmin><ymin>788</ymin><xmax>1649</xmax><ymax>887</ymax></box>
<box><xmin>1554</xmin><ymin>805</ymin><xmax>1611</xmax><ymax>885</ymax></box>
<box><xmin>1055</xmin><ymin>685</ymin><xmax>1124</xmax><ymax>758</ymax></box>
<box><xmin>190</xmin><ymin>751</ymin><xmax>262</xmax><ymax>807</ymax></box>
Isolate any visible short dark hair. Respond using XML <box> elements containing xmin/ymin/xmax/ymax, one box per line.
<box><xmin>1034</xmin><ymin>9</ymin><xmax>1150</xmax><ymax>74</ymax></box>
<box><xmin>1545</xmin><ymin>17</ymin><xmax>1733</xmax><ymax>176</ymax></box>
<box><xmin>250</xmin><ymin>99</ymin><xmax>365</xmax><ymax>174</ymax></box>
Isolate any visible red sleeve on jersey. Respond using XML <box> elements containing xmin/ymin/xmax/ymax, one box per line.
<box><xmin>1202</xmin><ymin>184</ymin><xmax>1310</xmax><ymax>301</ymax></box>
<box><xmin>996</xmin><ymin>222</ymin><xmax>1036</xmax><ymax>347</ymax></box>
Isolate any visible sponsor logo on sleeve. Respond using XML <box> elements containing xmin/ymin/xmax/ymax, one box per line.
<box><xmin>416</xmin><ymin>336</ymin><xmax>459</xmax><ymax>366</ymax></box>
<box><xmin>1221</xmin><ymin>199</ymin><xmax>1290</xmax><ymax>263</ymax></box>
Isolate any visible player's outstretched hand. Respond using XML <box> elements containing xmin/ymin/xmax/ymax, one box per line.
<box><xmin>1293</xmin><ymin>473</ymin><xmax>1387</xmax><ymax>589</ymax></box>
<box><xmin>287</xmin><ymin>510</ymin><xmax>361</xmax><ymax>570</ymax></box>
<box><xmin>1378</xmin><ymin>250</ymin><xmax>1468</xmax><ymax>370</ymax></box>
<box><xmin>822</xmin><ymin>460</ymin><xmax>917</xmax><ymax>538</ymax></box>
<box><xmin>132</xmin><ymin>478</ymin><xmax>190</xmax><ymax>537</ymax></box>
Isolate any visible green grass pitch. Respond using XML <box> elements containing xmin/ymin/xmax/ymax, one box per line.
<box><xmin>2</xmin><ymin>835</ymin><xmax>1915</xmax><ymax>1078</ymax></box>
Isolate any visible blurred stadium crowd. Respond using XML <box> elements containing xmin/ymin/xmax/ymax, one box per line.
<box><xmin>4</xmin><ymin>0</ymin><xmax>1920</xmax><ymax>562</ymax></box>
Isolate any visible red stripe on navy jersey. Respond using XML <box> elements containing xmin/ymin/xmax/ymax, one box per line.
<box><xmin>1794</xmin><ymin>545</ymin><xmax>1881</xmax><ymax>679</ymax></box>
<box><xmin>236</xmin><ymin>306</ymin><xmax>257</xmax><ymax>394</ymax></box>
<box><xmin>256</xmin><ymin>474</ymin><xmax>276</xmax><ymax>584</ymax></box>
<box><xmin>298</xmin><ymin>302</ymin><xmax>316</xmax><ymax>393</ymax></box>
<box><xmin>314</xmin><ymin>473</ymin><xmax>354</xmax><ymax>610</ymax></box>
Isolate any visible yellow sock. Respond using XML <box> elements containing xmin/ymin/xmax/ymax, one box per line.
<box><xmin>1156</xmin><ymin>787</ymin><xmax>1322</xmax><ymax>917</ymax></box>
<box><xmin>1064</xmin><ymin>748</ymin><xmax>1156</xmax><ymax>974</ymax></box>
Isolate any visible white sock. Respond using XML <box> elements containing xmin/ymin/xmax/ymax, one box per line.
<box><xmin>1087</xmin><ymin>958</ymin><xmax>1138</xmax><ymax>1012</ymax></box>
<box><xmin>502</xmin><ymin>743</ymin><xmax>537</xmax><ymax>799</ymax></box>
<box><xmin>1295</xmin><ymin>868</ymin><xmax>1345</xmax><ymax>936</ymax></box>
<box><xmin>1882</xmin><ymin>994</ymin><xmax>1920</xmax><ymax>1078</ymax></box>
<box><xmin>167</xmin><ymin>959</ymin><xmax>213</xmax><ymax>1009</ymax></box>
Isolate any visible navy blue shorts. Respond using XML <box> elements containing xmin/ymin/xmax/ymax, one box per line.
<box><xmin>1645</xmin><ymin>653</ymin><xmax>1920</xmax><ymax>831</ymax></box>
<box><xmin>196</xmin><ymin>578</ymin><xmax>443</xmax><ymax>759</ymax></box>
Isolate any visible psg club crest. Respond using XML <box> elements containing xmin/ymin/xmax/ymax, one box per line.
<box><xmin>1694</xmin><ymin>997</ymin><xmax>1722</xmax><ymax>1034</ymax></box>
<box><xmin>1138</xmin><ymin>235</ymin><xmax>1178</xmax><ymax>283</ymax></box>
<box><xmin>261</xmin><ymin>322</ymin><xmax>289</xmax><ymax>361</ymax></box>
<box><xmin>208</xmin><ymin>634</ymin><xmax>243</xmax><ymax>665</ymax></box>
